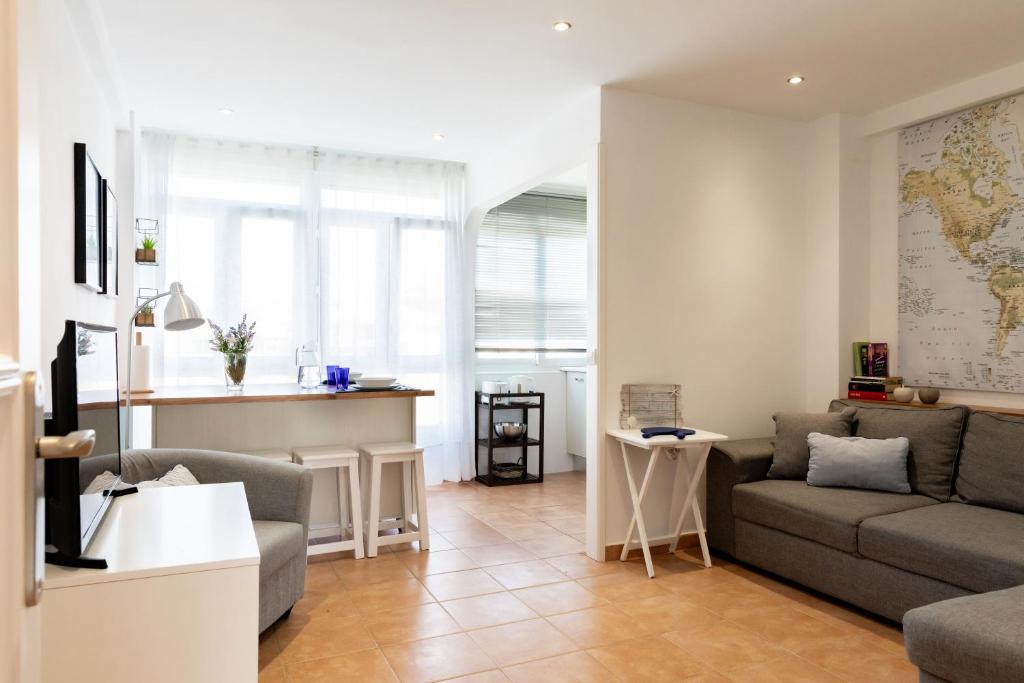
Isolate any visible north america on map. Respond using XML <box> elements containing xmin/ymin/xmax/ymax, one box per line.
<box><xmin>899</xmin><ymin>94</ymin><xmax>1024</xmax><ymax>392</ymax></box>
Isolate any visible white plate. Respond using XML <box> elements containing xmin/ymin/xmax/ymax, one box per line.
<box><xmin>354</xmin><ymin>376</ymin><xmax>397</xmax><ymax>389</ymax></box>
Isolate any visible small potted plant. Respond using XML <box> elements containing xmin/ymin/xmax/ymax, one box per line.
<box><xmin>136</xmin><ymin>236</ymin><xmax>158</xmax><ymax>263</ymax></box>
<box><xmin>209</xmin><ymin>315</ymin><xmax>256</xmax><ymax>391</ymax></box>
<box><xmin>135</xmin><ymin>304</ymin><xmax>155</xmax><ymax>327</ymax></box>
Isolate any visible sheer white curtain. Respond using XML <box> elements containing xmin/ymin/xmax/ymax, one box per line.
<box><xmin>138</xmin><ymin>132</ymin><xmax>471</xmax><ymax>483</ymax></box>
<box><xmin>318</xmin><ymin>152</ymin><xmax>470</xmax><ymax>484</ymax></box>
<box><xmin>140</xmin><ymin>134</ymin><xmax>318</xmax><ymax>385</ymax></box>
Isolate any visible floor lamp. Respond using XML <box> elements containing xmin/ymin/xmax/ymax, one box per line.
<box><xmin>125</xmin><ymin>281</ymin><xmax>204</xmax><ymax>448</ymax></box>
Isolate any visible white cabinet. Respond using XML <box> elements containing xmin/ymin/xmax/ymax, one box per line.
<box><xmin>565</xmin><ymin>370</ymin><xmax>586</xmax><ymax>458</ymax></box>
<box><xmin>42</xmin><ymin>483</ymin><xmax>260</xmax><ymax>683</ymax></box>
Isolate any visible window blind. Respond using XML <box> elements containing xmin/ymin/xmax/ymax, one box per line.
<box><xmin>475</xmin><ymin>192</ymin><xmax>587</xmax><ymax>352</ymax></box>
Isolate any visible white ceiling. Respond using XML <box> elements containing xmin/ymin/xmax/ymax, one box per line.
<box><xmin>95</xmin><ymin>0</ymin><xmax>1024</xmax><ymax>162</ymax></box>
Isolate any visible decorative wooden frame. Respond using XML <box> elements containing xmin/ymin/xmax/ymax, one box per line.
<box><xmin>619</xmin><ymin>383</ymin><xmax>683</xmax><ymax>428</ymax></box>
<box><xmin>73</xmin><ymin>143</ymin><xmax>103</xmax><ymax>292</ymax></box>
<box><xmin>102</xmin><ymin>179</ymin><xmax>117</xmax><ymax>296</ymax></box>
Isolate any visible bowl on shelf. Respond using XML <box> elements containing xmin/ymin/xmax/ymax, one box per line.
<box><xmin>354</xmin><ymin>376</ymin><xmax>397</xmax><ymax>389</ymax></box>
<box><xmin>893</xmin><ymin>387</ymin><xmax>915</xmax><ymax>403</ymax></box>
<box><xmin>493</xmin><ymin>422</ymin><xmax>527</xmax><ymax>442</ymax></box>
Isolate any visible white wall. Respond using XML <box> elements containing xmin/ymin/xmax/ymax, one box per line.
<box><xmin>465</xmin><ymin>89</ymin><xmax>600</xmax><ymax>217</ymax></box>
<box><xmin>864</xmin><ymin>59</ymin><xmax>1024</xmax><ymax>409</ymax></box>
<box><xmin>36</xmin><ymin>0</ymin><xmax>127</xmax><ymax>396</ymax></box>
<box><xmin>803</xmin><ymin>114</ymin><xmax>871</xmax><ymax>409</ymax></box>
<box><xmin>599</xmin><ymin>87</ymin><xmax>811</xmax><ymax>546</ymax></box>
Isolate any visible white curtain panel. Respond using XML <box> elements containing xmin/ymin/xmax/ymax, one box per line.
<box><xmin>139</xmin><ymin>132</ymin><xmax>471</xmax><ymax>483</ymax></box>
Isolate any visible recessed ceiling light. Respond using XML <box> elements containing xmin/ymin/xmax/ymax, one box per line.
<box><xmin>432</xmin><ymin>132</ymin><xmax>445</xmax><ymax>141</ymax></box>
<box><xmin>552</xmin><ymin>20</ymin><xmax>572</xmax><ymax>32</ymax></box>
<box><xmin>218</xmin><ymin>107</ymin><xmax>235</xmax><ymax>115</ymax></box>
<box><xmin>787</xmin><ymin>75</ymin><xmax>805</xmax><ymax>85</ymax></box>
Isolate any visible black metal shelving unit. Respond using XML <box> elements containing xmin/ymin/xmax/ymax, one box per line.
<box><xmin>475</xmin><ymin>391</ymin><xmax>544</xmax><ymax>486</ymax></box>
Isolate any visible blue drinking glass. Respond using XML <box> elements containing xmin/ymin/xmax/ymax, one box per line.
<box><xmin>326</xmin><ymin>365</ymin><xmax>339</xmax><ymax>386</ymax></box>
<box><xmin>337</xmin><ymin>367</ymin><xmax>350</xmax><ymax>391</ymax></box>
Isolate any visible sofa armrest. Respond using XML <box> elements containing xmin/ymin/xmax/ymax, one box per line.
<box><xmin>706</xmin><ymin>438</ymin><xmax>773</xmax><ymax>557</ymax></box>
<box><xmin>904</xmin><ymin>585</ymin><xmax>1024</xmax><ymax>683</ymax></box>
<box><xmin>121</xmin><ymin>449</ymin><xmax>314</xmax><ymax>538</ymax></box>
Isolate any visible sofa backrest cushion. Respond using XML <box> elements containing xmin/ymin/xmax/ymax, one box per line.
<box><xmin>768</xmin><ymin>408</ymin><xmax>856</xmax><ymax>480</ymax></box>
<box><xmin>955</xmin><ymin>411</ymin><xmax>1024</xmax><ymax>514</ymax></box>
<box><xmin>829</xmin><ymin>399</ymin><xmax>967</xmax><ymax>501</ymax></box>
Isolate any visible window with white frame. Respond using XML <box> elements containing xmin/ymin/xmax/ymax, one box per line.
<box><xmin>141</xmin><ymin>133</ymin><xmax>469</xmax><ymax>483</ymax></box>
<box><xmin>475</xmin><ymin>192</ymin><xmax>588</xmax><ymax>358</ymax></box>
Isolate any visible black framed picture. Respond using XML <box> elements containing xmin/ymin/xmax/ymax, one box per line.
<box><xmin>102</xmin><ymin>179</ymin><xmax>117</xmax><ymax>296</ymax></box>
<box><xmin>74</xmin><ymin>143</ymin><xmax>103</xmax><ymax>292</ymax></box>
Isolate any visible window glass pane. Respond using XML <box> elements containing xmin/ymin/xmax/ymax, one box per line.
<box><xmin>475</xmin><ymin>193</ymin><xmax>587</xmax><ymax>351</ymax></box>
<box><xmin>170</xmin><ymin>176</ymin><xmax>301</xmax><ymax>206</ymax></box>
<box><xmin>240</xmin><ymin>217</ymin><xmax>295</xmax><ymax>381</ymax></box>
<box><xmin>321</xmin><ymin>222</ymin><xmax>384</xmax><ymax>372</ymax></box>
<box><xmin>321</xmin><ymin>188</ymin><xmax>443</xmax><ymax>217</ymax></box>
<box><xmin>397</xmin><ymin>227</ymin><xmax>444</xmax><ymax>359</ymax></box>
<box><xmin>162</xmin><ymin>214</ymin><xmax>217</xmax><ymax>384</ymax></box>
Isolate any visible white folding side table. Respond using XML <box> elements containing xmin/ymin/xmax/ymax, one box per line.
<box><xmin>607</xmin><ymin>428</ymin><xmax>729</xmax><ymax>578</ymax></box>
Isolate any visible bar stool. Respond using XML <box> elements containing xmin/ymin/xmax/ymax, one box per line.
<box><xmin>359</xmin><ymin>442</ymin><xmax>429</xmax><ymax>557</ymax></box>
<box><xmin>242</xmin><ymin>448</ymin><xmax>294</xmax><ymax>463</ymax></box>
<box><xmin>292</xmin><ymin>445</ymin><xmax>364</xmax><ymax>559</ymax></box>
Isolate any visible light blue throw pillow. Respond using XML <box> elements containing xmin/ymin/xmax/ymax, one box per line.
<box><xmin>806</xmin><ymin>432</ymin><xmax>911</xmax><ymax>493</ymax></box>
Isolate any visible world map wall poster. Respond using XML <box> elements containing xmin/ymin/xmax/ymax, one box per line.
<box><xmin>899</xmin><ymin>92</ymin><xmax>1024</xmax><ymax>392</ymax></box>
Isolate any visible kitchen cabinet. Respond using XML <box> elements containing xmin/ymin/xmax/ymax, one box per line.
<box><xmin>565</xmin><ymin>369</ymin><xmax>586</xmax><ymax>458</ymax></box>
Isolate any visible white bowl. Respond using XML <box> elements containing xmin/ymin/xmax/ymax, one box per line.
<box><xmin>355</xmin><ymin>376</ymin><xmax>397</xmax><ymax>389</ymax></box>
<box><xmin>893</xmin><ymin>387</ymin><xmax>915</xmax><ymax>403</ymax></box>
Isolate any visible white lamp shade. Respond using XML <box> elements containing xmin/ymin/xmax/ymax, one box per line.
<box><xmin>163</xmin><ymin>281</ymin><xmax>205</xmax><ymax>331</ymax></box>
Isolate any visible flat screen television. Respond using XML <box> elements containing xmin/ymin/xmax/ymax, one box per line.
<box><xmin>45</xmin><ymin>320</ymin><xmax>123</xmax><ymax>562</ymax></box>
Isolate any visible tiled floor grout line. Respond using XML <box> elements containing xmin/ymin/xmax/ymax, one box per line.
<box><xmin>265</xmin><ymin>473</ymin><xmax>912</xmax><ymax>683</ymax></box>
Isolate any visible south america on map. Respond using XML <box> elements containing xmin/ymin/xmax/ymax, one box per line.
<box><xmin>899</xmin><ymin>93</ymin><xmax>1024</xmax><ymax>392</ymax></box>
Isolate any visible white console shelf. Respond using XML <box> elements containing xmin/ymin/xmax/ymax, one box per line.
<box><xmin>42</xmin><ymin>482</ymin><xmax>260</xmax><ymax>683</ymax></box>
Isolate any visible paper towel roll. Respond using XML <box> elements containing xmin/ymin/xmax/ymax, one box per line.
<box><xmin>131</xmin><ymin>344</ymin><xmax>152</xmax><ymax>392</ymax></box>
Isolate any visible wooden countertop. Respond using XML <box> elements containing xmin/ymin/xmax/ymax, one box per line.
<box><xmin>80</xmin><ymin>383</ymin><xmax>433</xmax><ymax>409</ymax></box>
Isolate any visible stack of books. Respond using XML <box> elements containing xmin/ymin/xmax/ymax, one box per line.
<box><xmin>852</xmin><ymin>341</ymin><xmax>889</xmax><ymax>377</ymax></box>
<box><xmin>848</xmin><ymin>376</ymin><xmax>903</xmax><ymax>401</ymax></box>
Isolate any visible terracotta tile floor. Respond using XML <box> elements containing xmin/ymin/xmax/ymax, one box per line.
<box><xmin>260</xmin><ymin>472</ymin><xmax>916</xmax><ymax>683</ymax></box>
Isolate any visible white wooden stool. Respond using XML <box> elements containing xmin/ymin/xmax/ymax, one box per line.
<box><xmin>359</xmin><ymin>442</ymin><xmax>429</xmax><ymax>557</ymax></box>
<box><xmin>292</xmin><ymin>445</ymin><xmax>364</xmax><ymax>559</ymax></box>
<box><xmin>242</xmin><ymin>448</ymin><xmax>294</xmax><ymax>463</ymax></box>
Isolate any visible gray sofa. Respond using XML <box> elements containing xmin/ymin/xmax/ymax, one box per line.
<box><xmin>708</xmin><ymin>400</ymin><xmax>1024</xmax><ymax>682</ymax></box>
<box><xmin>80</xmin><ymin>449</ymin><xmax>314</xmax><ymax>633</ymax></box>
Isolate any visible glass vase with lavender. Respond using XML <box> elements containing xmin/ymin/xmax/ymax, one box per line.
<box><xmin>209</xmin><ymin>315</ymin><xmax>256</xmax><ymax>391</ymax></box>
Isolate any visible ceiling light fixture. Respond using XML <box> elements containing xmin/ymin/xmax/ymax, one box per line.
<box><xmin>552</xmin><ymin>20</ymin><xmax>572</xmax><ymax>32</ymax></box>
<box><xmin>432</xmin><ymin>132</ymin><xmax>445</xmax><ymax>141</ymax></box>
<box><xmin>218</xmin><ymin>107</ymin><xmax>235</xmax><ymax>115</ymax></box>
<box><xmin>787</xmin><ymin>75</ymin><xmax>805</xmax><ymax>85</ymax></box>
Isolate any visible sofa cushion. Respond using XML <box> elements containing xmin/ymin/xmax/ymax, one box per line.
<box><xmin>253</xmin><ymin>520</ymin><xmax>305</xmax><ymax>581</ymax></box>
<box><xmin>860</xmin><ymin>503</ymin><xmax>1024</xmax><ymax>593</ymax></box>
<box><xmin>732</xmin><ymin>479</ymin><xmax>937</xmax><ymax>553</ymax></box>
<box><xmin>829</xmin><ymin>399</ymin><xmax>967</xmax><ymax>501</ymax></box>
<box><xmin>806</xmin><ymin>433</ymin><xmax>911</xmax><ymax>493</ymax></box>
<box><xmin>954</xmin><ymin>411</ymin><xmax>1024</xmax><ymax>514</ymax></box>
<box><xmin>904</xmin><ymin>585</ymin><xmax>1024</xmax><ymax>683</ymax></box>
<box><xmin>768</xmin><ymin>409</ymin><xmax>856</xmax><ymax>480</ymax></box>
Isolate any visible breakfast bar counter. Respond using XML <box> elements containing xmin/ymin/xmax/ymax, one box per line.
<box><xmin>125</xmin><ymin>382</ymin><xmax>434</xmax><ymax>544</ymax></box>
<box><xmin>82</xmin><ymin>383</ymin><xmax>434</xmax><ymax>408</ymax></box>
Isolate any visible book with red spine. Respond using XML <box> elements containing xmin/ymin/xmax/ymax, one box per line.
<box><xmin>847</xmin><ymin>390</ymin><xmax>890</xmax><ymax>401</ymax></box>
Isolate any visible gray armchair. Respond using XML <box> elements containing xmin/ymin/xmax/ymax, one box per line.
<box><xmin>80</xmin><ymin>448</ymin><xmax>314</xmax><ymax>632</ymax></box>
